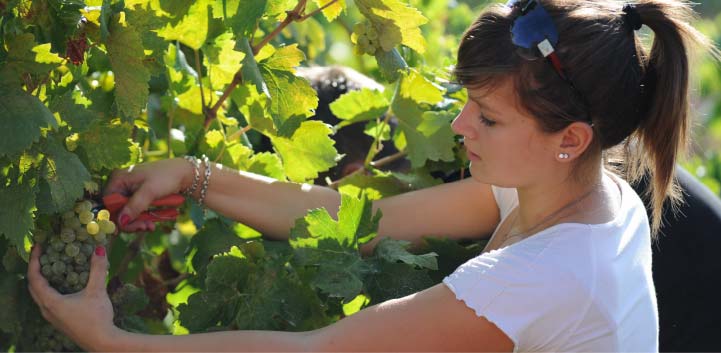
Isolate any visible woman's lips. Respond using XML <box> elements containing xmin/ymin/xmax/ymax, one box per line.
<box><xmin>466</xmin><ymin>149</ymin><xmax>480</xmax><ymax>161</ymax></box>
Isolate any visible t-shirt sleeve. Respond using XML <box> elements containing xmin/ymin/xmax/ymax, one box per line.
<box><xmin>491</xmin><ymin>186</ymin><xmax>518</xmax><ymax>221</ymax></box>
<box><xmin>442</xmin><ymin>243</ymin><xmax>591</xmax><ymax>352</ymax></box>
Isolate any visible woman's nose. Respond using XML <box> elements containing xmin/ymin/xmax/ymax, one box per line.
<box><xmin>451</xmin><ymin>106</ymin><xmax>477</xmax><ymax>139</ymax></box>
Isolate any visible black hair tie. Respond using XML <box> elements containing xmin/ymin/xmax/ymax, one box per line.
<box><xmin>622</xmin><ymin>4</ymin><xmax>643</xmax><ymax>31</ymax></box>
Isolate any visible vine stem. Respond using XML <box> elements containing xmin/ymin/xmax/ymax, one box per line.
<box><xmin>194</xmin><ymin>49</ymin><xmax>207</xmax><ymax>117</ymax></box>
<box><xmin>252</xmin><ymin>0</ymin><xmax>308</xmax><ymax>55</ymax></box>
<box><xmin>327</xmin><ymin>150</ymin><xmax>407</xmax><ymax>190</ymax></box>
<box><xmin>298</xmin><ymin>0</ymin><xmax>340</xmax><ymax>21</ymax></box>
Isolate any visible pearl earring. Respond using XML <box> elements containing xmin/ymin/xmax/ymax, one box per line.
<box><xmin>558</xmin><ymin>153</ymin><xmax>570</xmax><ymax>159</ymax></box>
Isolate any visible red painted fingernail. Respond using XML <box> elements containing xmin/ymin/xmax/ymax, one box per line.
<box><xmin>120</xmin><ymin>214</ymin><xmax>130</xmax><ymax>227</ymax></box>
<box><xmin>95</xmin><ymin>246</ymin><xmax>106</xmax><ymax>257</ymax></box>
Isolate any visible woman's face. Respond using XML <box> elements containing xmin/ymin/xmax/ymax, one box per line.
<box><xmin>451</xmin><ymin>78</ymin><xmax>559</xmax><ymax>188</ymax></box>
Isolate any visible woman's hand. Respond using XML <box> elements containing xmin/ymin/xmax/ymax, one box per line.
<box><xmin>27</xmin><ymin>244</ymin><xmax>120</xmax><ymax>351</ymax></box>
<box><xmin>105</xmin><ymin>158</ymin><xmax>193</xmax><ymax>232</ymax></box>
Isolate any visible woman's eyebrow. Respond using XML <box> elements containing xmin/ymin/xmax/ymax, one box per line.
<box><xmin>468</xmin><ymin>95</ymin><xmax>500</xmax><ymax>114</ymax></box>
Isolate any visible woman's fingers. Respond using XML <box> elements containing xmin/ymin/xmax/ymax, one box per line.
<box><xmin>27</xmin><ymin>245</ymin><xmax>62</xmax><ymax>308</ymax></box>
<box><xmin>117</xmin><ymin>184</ymin><xmax>157</xmax><ymax>230</ymax></box>
<box><xmin>85</xmin><ymin>246</ymin><xmax>109</xmax><ymax>295</ymax></box>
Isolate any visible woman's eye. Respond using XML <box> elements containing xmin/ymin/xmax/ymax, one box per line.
<box><xmin>479</xmin><ymin>114</ymin><xmax>496</xmax><ymax>127</ymax></box>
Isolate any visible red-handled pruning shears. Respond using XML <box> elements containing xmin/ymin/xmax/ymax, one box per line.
<box><xmin>97</xmin><ymin>193</ymin><xmax>185</xmax><ymax>223</ymax></box>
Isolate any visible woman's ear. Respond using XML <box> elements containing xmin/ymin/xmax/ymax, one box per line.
<box><xmin>555</xmin><ymin>122</ymin><xmax>594</xmax><ymax>162</ymax></box>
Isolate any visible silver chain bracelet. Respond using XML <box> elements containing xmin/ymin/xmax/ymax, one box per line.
<box><xmin>198</xmin><ymin>154</ymin><xmax>212</xmax><ymax>207</ymax></box>
<box><xmin>183</xmin><ymin>156</ymin><xmax>200</xmax><ymax>197</ymax></box>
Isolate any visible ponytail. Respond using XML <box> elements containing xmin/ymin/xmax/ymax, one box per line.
<box><xmin>626</xmin><ymin>0</ymin><xmax>719</xmax><ymax>236</ymax></box>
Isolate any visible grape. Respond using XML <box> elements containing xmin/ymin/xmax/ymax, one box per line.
<box><xmin>87</xmin><ymin>221</ymin><xmax>99</xmax><ymax>235</ymax></box>
<box><xmin>95</xmin><ymin>231</ymin><xmax>107</xmax><ymax>243</ymax></box>
<box><xmin>51</xmin><ymin>261</ymin><xmax>66</xmax><ymax>275</ymax></box>
<box><xmin>65</xmin><ymin>243</ymin><xmax>80</xmax><ymax>257</ymax></box>
<box><xmin>81</xmin><ymin>243</ymin><xmax>94</xmax><ymax>256</ymax></box>
<box><xmin>51</xmin><ymin>238</ymin><xmax>65</xmax><ymax>252</ymax></box>
<box><xmin>60</xmin><ymin>227</ymin><xmax>76</xmax><ymax>243</ymax></box>
<box><xmin>97</xmin><ymin>209</ymin><xmax>111</xmax><ymax>221</ymax></box>
<box><xmin>74</xmin><ymin>253</ymin><xmax>87</xmax><ymax>265</ymax></box>
<box><xmin>79</xmin><ymin>271</ymin><xmax>89</xmax><ymax>285</ymax></box>
<box><xmin>47</xmin><ymin>252</ymin><xmax>60</xmax><ymax>263</ymax></box>
<box><xmin>76</xmin><ymin>227</ymin><xmax>90</xmax><ymax>241</ymax></box>
<box><xmin>62</xmin><ymin>211</ymin><xmax>76</xmax><ymax>221</ymax></box>
<box><xmin>61</xmin><ymin>253</ymin><xmax>72</xmax><ymax>263</ymax></box>
<box><xmin>74</xmin><ymin>200</ymin><xmax>92</xmax><ymax>214</ymax></box>
<box><xmin>41</xmin><ymin>265</ymin><xmax>53</xmax><ymax>277</ymax></box>
<box><xmin>99</xmin><ymin>219</ymin><xmax>116</xmax><ymax>234</ymax></box>
<box><xmin>79</xmin><ymin>210</ymin><xmax>94</xmax><ymax>224</ymax></box>
<box><xmin>66</xmin><ymin>272</ymin><xmax>79</xmax><ymax>285</ymax></box>
<box><xmin>40</xmin><ymin>254</ymin><xmax>49</xmax><ymax>266</ymax></box>
<box><xmin>66</xmin><ymin>216</ymin><xmax>82</xmax><ymax>230</ymax></box>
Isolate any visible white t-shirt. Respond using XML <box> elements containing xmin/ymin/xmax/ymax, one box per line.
<box><xmin>442</xmin><ymin>173</ymin><xmax>659</xmax><ymax>352</ymax></box>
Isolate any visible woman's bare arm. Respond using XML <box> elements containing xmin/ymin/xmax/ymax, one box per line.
<box><xmin>200</xmin><ymin>163</ymin><xmax>500</xmax><ymax>255</ymax></box>
<box><xmin>98</xmin><ymin>283</ymin><xmax>513</xmax><ymax>352</ymax></box>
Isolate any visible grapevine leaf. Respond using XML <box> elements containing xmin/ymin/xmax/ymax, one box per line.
<box><xmin>289</xmin><ymin>193</ymin><xmax>382</xmax><ymax>302</ymax></box>
<box><xmin>258</xmin><ymin>45</ymin><xmax>318</xmax><ymax>134</ymax></box>
<box><xmin>214</xmin><ymin>0</ymin><xmax>267</xmax><ymax>37</ymax></box>
<box><xmin>78</xmin><ymin>122</ymin><xmax>134</xmax><ymax>171</ymax></box>
<box><xmin>124</xmin><ymin>3</ymin><xmax>170</xmax><ymax>74</ymax></box>
<box><xmin>232</xmin><ymin>83</ymin><xmax>277</xmax><ymax>137</ymax></box>
<box><xmin>106</xmin><ymin>14</ymin><xmax>151</xmax><ymax>118</ymax></box>
<box><xmin>391</xmin><ymin>71</ymin><xmax>454</xmax><ymax>167</ymax></box>
<box><xmin>364</xmin><ymin>260</ymin><xmax>435</xmax><ymax>304</ymax></box>
<box><xmin>203</xmin><ymin>32</ymin><xmax>245</xmax><ymax>89</ymax></box>
<box><xmin>0</xmin><ymin>273</ymin><xmax>22</xmax><ymax>335</ymax></box>
<box><xmin>49</xmin><ymin>90</ymin><xmax>99</xmax><ymax>133</ymax></box>
<box><xmin>373</xmin><ymin>238</ymin><xmax>438</xmax><ymax>270</ymax></box>
<box><xmin>271</xmin><ymin>120</ymin><xmax>336</xmax><ymax>183</ymax></box>
<box><xmin>330</xmin><ymin>88</ymin><xmax>389</xmax><ymax>128</ymax></box>
<box><xmin>418</xmin><ymin>236</ymin><xmax>486</xmax><ymax>282</ymax></box>
<box><xmin>247</xmin><ymin>152</ymin><xmax>286</xmax><ymax>180</ymax></box>
<box><xmin>338</xmin><ymin>171</ymin><xmax>405</xmax><ymax>201</ymax></box>
<box><xmin>37</xmin><ymin>138</ymin><xmax>91</xmax><ymax>214</ymax></box>
<box><xmin>0</xmin><ymin>178</ymin><xmax>36</xmax><ymax>250</ymax></box>
<box><xmin>312</xmin><ymin>0</ymin><xmax>345</xmax><ymax>21</ymax></box>
<box><xmin>355</xmin><ymin>0</ymin><xmax>428</xmax><ymax>54</ymax></box>
<box><xmin>155</xmin><ymin>0</ymin><xmax>211</xmax><ymax>50</ymax></box>
<box><xmin>2</xmin><ymin>33</ymin><xmax>64</xmax><ymax>84</ymax></box>
<box><xmin>0</xmin><ymin>86</ymin><xmax>58</xmax><ymax>158</ymax></box>
<box><xmin>189</xmin><ymin>219</ymin><xmax>245</xmax><ymax>277</ymax></box>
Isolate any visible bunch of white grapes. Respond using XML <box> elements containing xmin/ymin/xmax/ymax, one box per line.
<box><xmin>352</xmin><ymin>21</ymin><xmax>381</xmax><ymax>55</ymax></box>
<box><xmin>36</xmin><ymin>199</ymin><xmax>116</xmax><ymax>294</ymax></box>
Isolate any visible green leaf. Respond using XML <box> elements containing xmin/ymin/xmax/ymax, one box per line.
<box><xmin>233</xmin><ymin>83</ymin><xmax>277</xmax><ymax>137</ymax></box>
<box><xmin>37</xmin><ymin>138</ymin><xmax>91</xmax><ymax>214</ymax></box>
<box><xmin>2</xmin><ymin>33</ymin><xmax>64</xmax><ymax>84</ymax></box>
<box><xmin>338</xmin><ymin>171</ymin><xmax>404</xmax><ymax>201</ymax></box>
<box><xmin>78</xmin><ymin>122</ymin><xmax>135</xmax><ymax>171</ymax></box>
<box><xmin>106</xmin><ymin>14</ymin><xmax>151</xmax><ymax>118</ymax></box>
<box><xmin>271</xmin><ymin>120</ymin><xmax>337</xmax><ymax>182</ymax></box>
<box><xmin>391</xmin><ymin>71</ymin><xmax>455</xmax><ymax>167</ymax></box>
<box><xmin>364</xmin><ymin>260</ymin><xmax>435</xmax><ymax>304</ymax></box>
<box><xmin>0</xmin><ymin>86</ymin><xmax>58</xmax><ymax>158</ymax></box>
<box><xmin>49</xmin><ymin>90</ymin><xmax>99</xmax><ymax>133</ymax></box>
<box><xmin>215</xmin><ymin>0</ymin><xmax>267</xmax><ymax>37</ymax></box>
<box><xmin>312</xmin><ymin>0</ymin><xmax>345</xmax><ymax>21</ymax></box>
<box><xmin>289</xmin><ymin>194</ymin><xmax>382</xmax><ymax>302</ymax></box>
<box><xmin>155</xmin><ymin>0</ymin><xmax>211</xmax><ymax>50</ymax></box>
<box><xmin>258</xmin><ymin>45</ymin><xmax>318</xmax><ymax>133</ymax></box>
<box><xmin>355</xmin><ymin>0</ymin><xmax>428</xmax><ymax>54</ymax></box>
<box><xmin>417</xmin><ymin>236</ymin><xmax>486</xmax><ymax>282</ymax></box>
<box><xmin>189</xmin><ymin>219</ymin><xmax>246</xmax><ymax>277</ymax></box>
<box><xmin>373</xmin><ymin>238</ymin><xmax>438</xmax><ymax>270</ymax></box>
<box><xmin>0</xmin><ymin>178</ymin><xmax>36</xmax><ymax>250</ymax></box>
<box><xmin>330</xmin><ymin>88</ymin><xmax>389</xmax><ymax>128</ymax></box>
<box><xmin>245</xmin><ymin>152</ymin><xmax>286</xmax><ymax>181</ymax></box>
<box><xmin>203</xmin><ymin>32</ymin><xmax>245</xmax><ymax>89</ymax></box>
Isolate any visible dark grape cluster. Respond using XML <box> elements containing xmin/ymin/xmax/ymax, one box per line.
<box><xmin>352</xmin><ymin>21</ymin><xmax>381</xmax><ymax>55</ymax></box>
<box><xmin>36</xmin><ymin>200</ymin><xmax>114</xmax><ymax>294</ymax></box>
<box><xmin>27</xmin><ymin>320</ymin><xmax>80</xmax><ymax>352</ymax></box>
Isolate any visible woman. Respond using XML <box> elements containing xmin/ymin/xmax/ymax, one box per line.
<box><xmin>27</xmin><ymin>0</ymin><xmax>716</xmax><ymax>351</ymax></box>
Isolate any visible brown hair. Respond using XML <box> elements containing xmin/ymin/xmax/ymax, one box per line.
<box><xmin>454</xmin><ymin>0</ymin><xmax>718</xmax><ymax>238</ymax></box>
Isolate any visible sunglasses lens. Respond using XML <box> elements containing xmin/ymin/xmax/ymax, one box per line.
<box><xmin>510</xmin><ymin>1</ymin><xmax>559</xmax><ymax>50</ymax></box>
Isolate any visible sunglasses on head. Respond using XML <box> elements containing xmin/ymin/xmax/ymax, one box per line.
<box><xmin>506</xmin><ymin>0</ymin><xmax>592</xmax><ymax>125</ymax></box>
